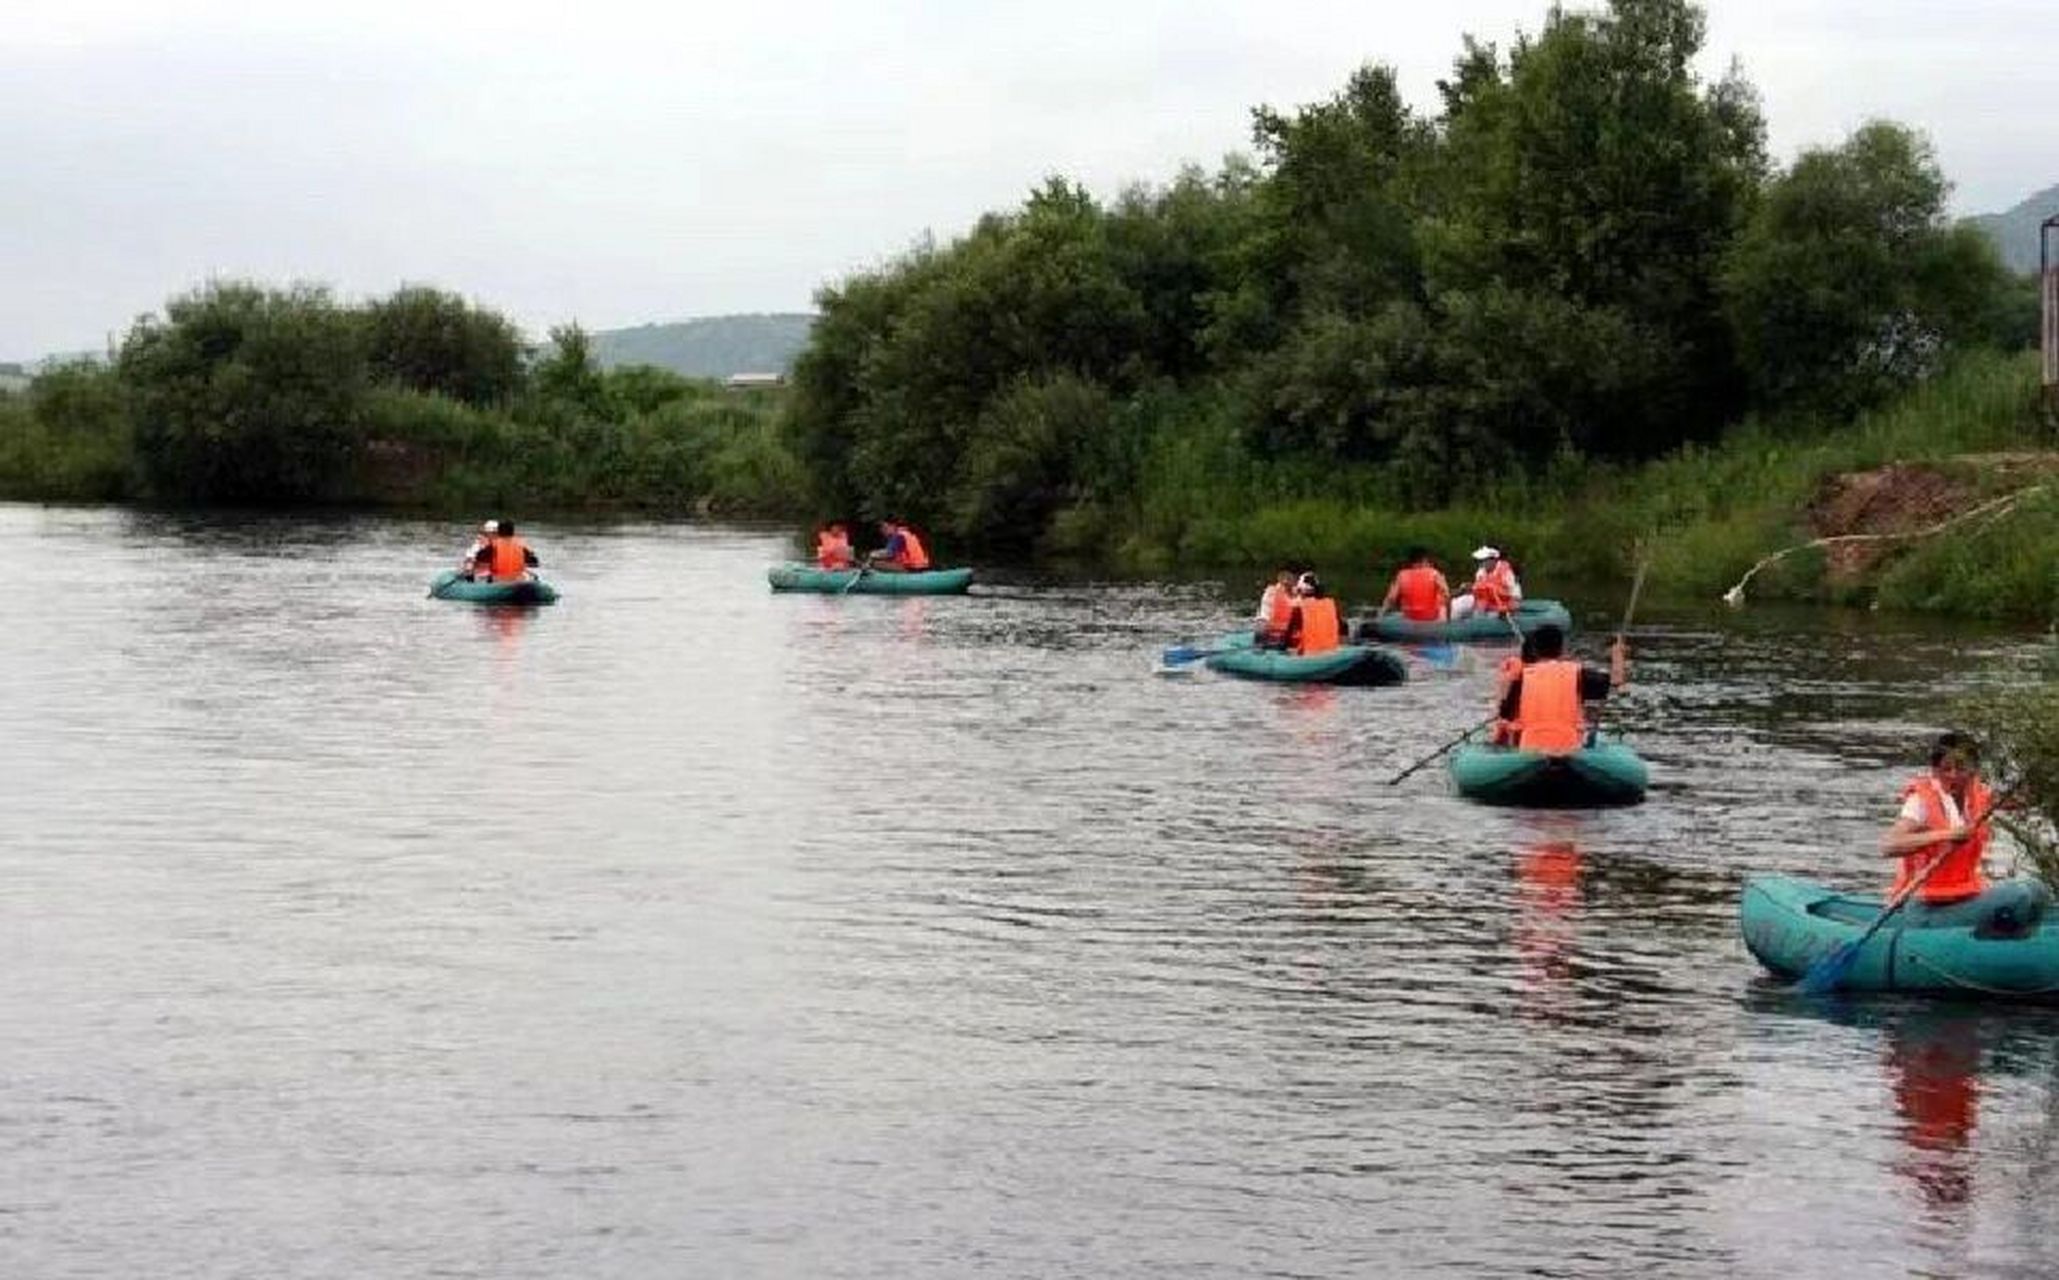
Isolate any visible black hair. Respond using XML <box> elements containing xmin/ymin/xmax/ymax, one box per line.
<box><xmin>1404</xmin><ymin>545</ymin><xmax>1429</xmax><ymax>565</ymax></box>
<box><xmin>1519</xmin><ymin>634</ymin><xmax>1538</xmax><ymax>663</ymax></box>
<box><xmin>498</xmin><ymin>520</ymin><xmax>516</xmax><ymax>535</ymax></box>
<box><xmin>1530</xmin><ymin>624</ymin><xmax>1566</xmax><ymax>659</ymax></box>
<box><xmin>1929</xmin><ymin>731</ymin><xmax>1980</xmax><ymax>768</ymax></box>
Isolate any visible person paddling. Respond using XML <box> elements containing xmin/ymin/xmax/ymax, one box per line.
<box><xmin>1496</xmin><ymin>624</ymin><xmax>1626</xmax><ymax>753</ymax></box>
<box><xmin>815</xmin><ymin>522</ymin><xmax>855</xmax><ymax>570</ymax></box>
<box><xmin>1879</xmin><ymin>733</ymin><xmax>2002</xmax><ymax>905</ymax></box>
<box><xmin>1253</xmin><ymin>569</ymin><xmax>1296</xmax><ymax>645</ymax></box>
<box><xmin>1279</xmin><ymin>572</ymin><xmax>1343</xmax><ymax>655</ymax></box>
<box><xmin>1452</xmin><ymin>546</ymin><xmax>1522</xmax><ymax>621</ymax></box>
<box><xmin>866</xmin><ymin>520</ymin><xmax>932</xmax><ymax>573</ymax></box>
<box><xmin>1488</xmin><ymin>634</ymin><xmax>1539</xmax><ymax>746</ymax></box>
<box><xmin>459</xmin><ymin>519</ymin><xmax>498</xmax><ymax>580</ymax></box>
<box><xmin>1377</xmin><ymin>547</ymin><xmax>1451</xmax><ymax>623</ymax></box>
<box><xmin>470</xmin><ymin>518</ymin><xmax>540</xmax><ymax>583</ymax></box>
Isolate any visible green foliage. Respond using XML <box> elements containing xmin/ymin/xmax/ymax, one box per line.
<box><xmin>530</xmin><ymin>323</ymin><xmax>611</xmax><ymax>420</ymax></box>
<box><xmin>363</xmin><ymin>286</ymin><xmax>527</xmax><ymax>407</ymax></box>
<box><xmin>0</xmin><ymin>363</ymin><xmax>134</xmax><ymax>501</ymax></box>
<box><xmin>120</xmin><ymin>281</ymin><xmax>368</xmax><ymax>503</ymax></box>
<box><xmin>950</xmin><ymin>373</ymin><xmax>1113</xmax><ymax>550</ymax></box>
<box><xmin>3</xmin><ymin>284</ymin><xmax>806</xmax><ymax>519</ymax></box>
<box><xmin>1723</xmin><ymin>122</ymin><xmax>2009</xmax><ymax>417</ymax></box>
<box><xmin>1962</xmin><ymin>649</ymin><xmax>2059</xmax><ymax>887</ymax></box>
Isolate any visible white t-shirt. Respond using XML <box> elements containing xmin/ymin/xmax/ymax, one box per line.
<box><xmin>1467</xmin><ymin>565</ymin><xmax>1523</xmax><ymax>601</ymax></box>
<box><xmin>1899</xmin><ymin>785</ymin><xmax>1964</xmax><ymax>828</ymax></box>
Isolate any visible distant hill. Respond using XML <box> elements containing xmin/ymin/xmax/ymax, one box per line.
<box><xmin>1968</xmin><ymin>184</ymin><xmax>2059</xmax><ymax>274</ymax></box>
<box><xmin>589</xmin><ymin>313</ymin><xmax>815</xmax><ymax>378</ymax></box>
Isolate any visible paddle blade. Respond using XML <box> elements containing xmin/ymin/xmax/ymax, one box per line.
<box><xmin>1794</xmin><ymin>940</ymin><xmax>1860</xmax><ymax>995</ymax></box>
<box><xmin>1160</xmin><ymin>645</ymin><xmax>1211</xmax><ymax>665</ymax></box>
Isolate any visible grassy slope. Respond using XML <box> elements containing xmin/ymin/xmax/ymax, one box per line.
<box><xmin>1109</xmin><ymin>351</ymin><xmax>2057</xmax><ymax>622</ymax></box>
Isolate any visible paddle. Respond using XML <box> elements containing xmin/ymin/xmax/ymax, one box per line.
<box><xmin>1794</xmin><ymin>785</ymin><xmax>2018</xmax><ymax>996</ymax></box>
<box><xmin>839</xmin><ymin>563</ymin><xmax>870</xmax><ymax>595</ymax></box>
<box><xmin>1161</xmin><ymin>640</ymin><xmax>1243</xmax><ymax>666</ymax></box>
<box><xmin>1387</xmin><ymin>715</ymin><xmax>1498</xmax><ymax>786</ymax></box>
<box><xmin>1616</xmin><ymin>541</ymin><xmax>1652</xmax><ymax>645</ymax></box>
<box><xmin>1587</xmin><ymin>542</ymin><xmax>1651</xmax><ymax>743</ymax></box>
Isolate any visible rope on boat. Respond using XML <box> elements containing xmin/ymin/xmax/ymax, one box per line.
<box><xmin>1901</xmin><ymin>950</ymin><xmax>2059</xmax><ymax>997</ymax></box>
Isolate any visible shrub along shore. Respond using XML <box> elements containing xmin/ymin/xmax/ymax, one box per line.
<box><xmin>4</xmin><ymin>0</ymin><xmax>2055</xmax><ymax>621</ymax></box>
<box><xmin>0</xmin><ymin>283</ymin><xmax>807</xmax><ymax>519</ymax></box>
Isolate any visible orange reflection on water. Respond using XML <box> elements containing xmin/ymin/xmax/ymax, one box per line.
<box><xmin>1513</xmin><ymin>836</ymin><xmax>1583</xmax><ymax>1023</ymax></box>
<box><xmin>1884</xmin><ymin>1013</ymin><xmax>1981</xmax><ymax>1210</ymax></box>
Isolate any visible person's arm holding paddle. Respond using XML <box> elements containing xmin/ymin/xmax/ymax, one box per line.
<box><xmin>1374</xmin><ymin>572</ymin><xmax>1401</xmax><ymax>619</ymax></box>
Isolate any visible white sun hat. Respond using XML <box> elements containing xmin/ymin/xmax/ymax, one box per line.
<box><xmin>1471</xmin><ymin>545</ymin><xmax>1500</xmax><ymax>560</ymax></box>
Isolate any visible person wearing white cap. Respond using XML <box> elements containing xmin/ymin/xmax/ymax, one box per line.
<box><xmin>458</xmin><ymin>519</ymin><xmax>499</xmax><ymax>579</ymax></box>
<box><xmin>1450</xmin><ymin>545</ymin><xmax>1522</xmax><ymax>621</ymax></box>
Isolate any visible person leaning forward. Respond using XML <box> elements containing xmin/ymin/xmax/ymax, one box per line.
<box><xmin>1879</xmin><ymin>731</ymin><xmax>1999</xmax><ymax>905</ymax></box>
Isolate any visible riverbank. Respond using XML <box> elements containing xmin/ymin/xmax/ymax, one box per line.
<box><xmin>4</xmin><ymin>334</ymin><xmax>2050</xmax><ymax>621</ymax></box>
<box><xmin>1083</xmin><ymin>351</ymin><xmax>2056</xmax><ymax>622</ymax></box>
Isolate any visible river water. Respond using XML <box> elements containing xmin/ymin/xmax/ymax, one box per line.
<box><xmin>4</xmin><ymin>504</ymin><xmax>2057</xmax><ymax>1279</ymax></box>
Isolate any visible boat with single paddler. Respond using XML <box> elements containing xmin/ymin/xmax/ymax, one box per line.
<box><xmin>1447</xmin><ymin>738</ymin><xmax>1648</xmax><ymax>807</ymax></box>
<box><xmin>1741</xmin><ymin>875</ymin><xmax>2059</xmax><ymax>999</ymax></box>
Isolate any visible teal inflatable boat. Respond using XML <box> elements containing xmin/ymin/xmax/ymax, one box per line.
<box><xmin>1741</xmin><ymin>875</ymin><xmax>2059</xmax><ymax>998</ymax></box>
<box><xmin>1359</xmin><ymin>599</ymin><xmax>1572</xmax><ymax>644</ymax></box>
<box><xmin>1448</xmin><ymin>740</ymin><xmax>1648</xmax><ymax>807</ymax></box>
<box><xmin>1201</xmin><ymin>631</ymin><xmax>1407</xmax><ymax>687</ymax></box>
<box><xmin>766</xmin><ymin>565</ymin><xmax>974</xmax><ymax>595</ymax></box>
<box><xmin>429</xmin><ymin>570</ymin><xmax>559</xmax><ymax>605</ymax></box>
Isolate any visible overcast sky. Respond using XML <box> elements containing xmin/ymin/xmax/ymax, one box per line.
<box><xmin>3</xmin><ymin>0</ymin><xmax>2053</xmax><ymax>358</ymax></box>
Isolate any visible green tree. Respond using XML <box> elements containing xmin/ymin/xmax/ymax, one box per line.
<box><xmin>1426</xmin><ymin>0</ymin><xmax>1765</xmax><ymax>457</ymax></box>
<box><xmin>530</xmin><ymin>323</ymin><xmax>611</xmax><ymax>420</ymax></box>
<box><xmin>1723</xmin><ymin>121</ymin><xmax>2010</xmax><ymax>416</ymax></box>
<box><xmin>119</xmin><ymin>282</ymin><xmax>367</xmax><ymax>503</ymax></box>
<box><xmin>363</xmin><ymin>286</ymin><xmax>527</xmax><ymax>407</ymax></box>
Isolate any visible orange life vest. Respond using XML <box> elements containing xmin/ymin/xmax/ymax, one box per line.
<box><xmin>816</xmin><ymin>529</ymin><xmax>853</xmax><ymax>569</ymax></box>
<box><xmin>487</xmin><ymin>535</ymin><xmax>529</xmax><ymax>581</ymax></box>
<box><xmin>1292</xmin><ymin>597</ymin><xmax>1341</xmax><ymax>655</ymax></box>
<box><xmin>1513</xmin><ymin>659</ymin><xmax>1585</xmax><ymax>754</ymax></box>
<box><xmin>1473</xmin><ymin>561</ymin><xmax>1517</xmax><ymax>613</ymax></box>
<box><xmin>1490</xmin><ymin>653</ymin><xmax>1524</xmax><ymax>746</ymax></box>
<box><xmin>1893</xmin><ymin>774</ymin><xmax>1992</xmax><ymax>904</ymax></box>
<box><xmin>1395</xmin><ymin>565</ymin><xmax>1445</xmax><ymax>621</ymax></box>
<box><xmin>893</xmin><ymin>526</ymin><xmax>931</xmax><ymax>571</ymax></box>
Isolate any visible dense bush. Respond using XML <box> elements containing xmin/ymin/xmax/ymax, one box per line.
<box><xmin>120</xmin><ymin>282</ymin><xmax>368</xmax><ymax>503</ymax></box>
<box><xmin>784</xmin><ymin>0</ymin><xmax>2027</xmax><ymax>553</ymax></box>
<box><xmin>363</xmin><ymin>285</ymin><xmax>526</xmax><ymax>408</ymax></box>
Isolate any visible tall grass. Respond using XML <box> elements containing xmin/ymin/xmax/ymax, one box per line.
<box><xmin>1102</xmin><ymin>351</ymin><xmax>2054</xmax><ymax>620</ymax></box>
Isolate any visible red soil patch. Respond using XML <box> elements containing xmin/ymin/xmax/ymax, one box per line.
<box><xmin>1804</xmin><ymin>453</ymin><xmax>2058</xmax><ymax>579</ymax></box>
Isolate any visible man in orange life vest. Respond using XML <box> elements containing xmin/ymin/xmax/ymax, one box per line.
<box><xmin>1488</xmin><ymin>633</ymin><xmax>1539</xmax><ymax>746</ymax></box>
<box><xmin>1452</xmin><ymin>545</ymin><xmax>1522</xmax><ymax>620</ymax></box>
<box><xmin>1495</xmin><ymin>624</ymin><xmax>1627</xmax><ymax>754</ymax></box>
<box><xmin>1252</xmin><ymin>568</ymin><xmax>1296</xmax><ymax>645</ymax></box>
<box><xmin>1878</xmin><ymin>732</ymin><xmax>1998</xmax><ymax>905</ymax></box>
<box><xmin>1278</xmin><ymin>572</ymin><xmax>1343</xmax><ymax>655</ymax></box>
<box><xmin>1376</xmin><ymin>547</ymin><xmax>1450</xmax><ymax>623</ymax></box>
<box><xmin>468</xmin><ymin>518</ymin><xmax>540</xmax><ymax>583</ymax></box>
<box><xmin>866</xmin><ymin>520</ymin><xmax>931</xmax><ymax>573</ymax></box>
<box><xmin>816</xmin><ymin>523</ymin><xmax>855</xmax><ymax>570</ymax></box>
